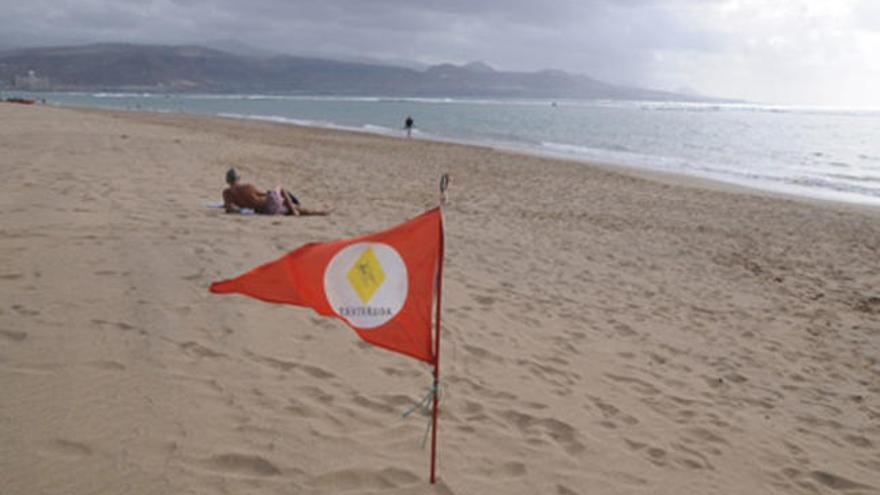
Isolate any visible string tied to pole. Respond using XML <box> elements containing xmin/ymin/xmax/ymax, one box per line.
<box><xmin>402</xmin><ymin>383</ymin><xmax>439</xmax><ymax>419</ymax></box>
<box><xmin>401</xmin><ymin>383</ymin><xmax>441</xmax><ymax>449</ymax></box>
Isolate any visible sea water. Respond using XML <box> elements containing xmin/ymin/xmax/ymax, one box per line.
<box><xmin>22</xmin><ymin>92</ymin><xmax>880</xmax><ymax>207</ymax></box>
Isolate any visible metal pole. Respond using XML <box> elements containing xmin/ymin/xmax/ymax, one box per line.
<box><xmin>430</xmin><ymin>175</ymin><xmax>449</xmax><ymax>484</ymax></box>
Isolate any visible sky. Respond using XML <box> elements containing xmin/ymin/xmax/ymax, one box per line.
<box><xmin>1</xmin><ymin>0</ymin><xmax>879</xmax><ymax>107</ymax></box>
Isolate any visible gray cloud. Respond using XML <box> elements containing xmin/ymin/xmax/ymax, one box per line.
<box><xmin>854</xmin><ymin>0</ymin><xmax>880</xmax><ymax>31</ymax></box>
<box><xmin>0</xmin><ymin>0</ymin><xmax>876</xmax><ymax>105</ymax></box>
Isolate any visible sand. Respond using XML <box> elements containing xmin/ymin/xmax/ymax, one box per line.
<box><xmin>1</xmin><ymin>103</ymin><xmax>878</xmax><ymax>495</ymax></box>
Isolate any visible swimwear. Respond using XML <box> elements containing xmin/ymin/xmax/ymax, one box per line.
<box><xmin>258</xmin><ymin>189</ymin><xmax>290</xmax><ymax>215</ymax></box>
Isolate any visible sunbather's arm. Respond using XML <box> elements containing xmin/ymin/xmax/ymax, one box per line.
<box><xmin>223</xmin><ymin>189</ymin><xmax>241</xmax><ymax>214</ymax></box>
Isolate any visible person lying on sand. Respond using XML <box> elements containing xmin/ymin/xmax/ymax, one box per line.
<box><xmin>222</xmin><ymin>168</ymin><xmax>329</xmax><ymax>216</ymax></box>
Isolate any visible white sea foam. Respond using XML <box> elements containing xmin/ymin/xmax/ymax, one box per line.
<box><xmin>92</xmin><ymin>92</ymin><xmax>156</xmax><ymax>98</ymax></box>
<box><xmin>540</xmin><ymin>141</ymin><xmax>668</xmax><ymax>168</ymax></box>
<box><xmin>637</xmin><ymin>100</ymin><xmax>880</xmax><ymax>116</ymax></box>
<box><xmin>217</xmin><ymin>112</ymin><xmax>321</xmax><ymax>127</ymax></box>
<box><xmin>541</xmin><ymin>141</ymin><xmax>604</xmax><ymax>155</ymax></box>
<box><xmin>216</xmin><ymin>112</ymin><xmax>413</xmax><ymax>139</ymax></box>
<box><xmin>362</xmin><ymin>124</ymin><xmax>398</xmax><ymax>134</ymax></box>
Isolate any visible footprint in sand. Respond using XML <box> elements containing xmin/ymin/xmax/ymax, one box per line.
<box><xmin>178</xmin><ymin>340</ymin><xmax>226</xmax><ymax>358</ymax></box>
<box><xmin>312</xmin><ymin>467</ymin><xmax>420</xmax><ymax>491</ymax></box>
<box><xmin>0</xmin><ymin>329</ymin><xmax>27</xmax><ymax>342</ymax></box>
<box><xmin>604</xmin><ymin>373</ymin><xmax>661</xmax><ymax>396</ymax></box>
<box><xmin>481</xmin><ymin>461</ymin><xmax>527</xmax><ymax>478</ymax></box>
<box><xmin>351</xmin><ymin>393</ymin><xmax>397</xmax><ymax>415</ymax></box>
<box><xmin>500</xmin><ymin>410</ymin><xmax>586</xmax><ymax>456</ymax></box>
<box><xmin>557</xmin><ymin>484</ymin><xmax>580</xmax><ymax>495</ymax></box>
<box><xmin>783</xmin><ymin>467</ymin><xmax>877</xmax><ymax>492</ymax></box>
<box><xmin>45</xmin><ymin>439</ymin><xmax>93</xmax><ymax>458</ymax></box>
<box><xmin>645</xmin><ymin>447</ymin><xmax>668</xmax><ymax>466</ymax></box>
<box><xmin>379</xmin><ymin>366</ymin><xmax>408</xmax><ymax>377</ymax></box>
<box><xmin>204</xmin><ymin>453</ymin><xmax>281</xmax><ymax>477</ymax></box>
<box><xmin>843</xmin><ymin>434</ymin><xmax>873</xmax><ymax>448</ymax></box>
<box><xmin>285</xmin><ymin>397</ymin><xmax>315</xmax><ymax>418</ymax></box>
<box><xmin>810</xmin><ymin>470</ymin><xmax>875</xmax><ymax>491</ymax></box>
<box><xmin>181</xmin><ymin>269</ymin><xmax>205</xmax><ymax>281</ymax></box>
<box><xmin>301</xmin><ymin>364</ymin><xmax>336</xmax><ymax>379</ymax></box>
<box><xmin>91</xmin><ymin>318</ymin><xmax>139</xmax><ymax>333</ymax></box>
<box><xmin>463</xmin><ymin>344</ymin><xmax>504</xmax><ymax>363</ymax></box>
<box><xmin>88</xmin><ymin>360</ymin><xmax>127</xmax><ymax>371</ymax></box>
<box><xmin>11</xmin><ymin>304</ymin><xmax>39</xmax><ymax>316</ymax></box>
<box><xmin>301</xmin><ymin>385</ymin><xmax>335</xmax><ymax>405</ymax></box>
<box><xmin>473</xmin><ymin>294</ymin><xmax>495</xmax><ymax>306</ymax></box>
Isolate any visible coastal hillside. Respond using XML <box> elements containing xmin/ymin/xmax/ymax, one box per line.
<box><xmin>0</xmin><ymin>43</ymin><xmax>718</xmax><ymax>101</ymax></box>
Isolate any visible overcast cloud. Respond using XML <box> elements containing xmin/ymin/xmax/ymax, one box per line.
<box><xmin>1</xmin><ymin>0</ymin><xmax>878</xmax><ymax>106</ymax></box>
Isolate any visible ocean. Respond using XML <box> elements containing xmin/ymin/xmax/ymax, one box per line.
<box><xmin>20</xmin><ymin>92</ymin><xmax>880</xmax><ymax>207</ymax></box>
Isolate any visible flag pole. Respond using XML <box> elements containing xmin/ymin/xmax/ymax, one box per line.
<box><xmin>430</xmin><ymin>174</ymin><xmax>449</xmax><ymax>484</ymax></box>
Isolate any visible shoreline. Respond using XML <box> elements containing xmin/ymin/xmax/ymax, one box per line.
<box><xmin>59</xmin><ymin>102</ymin><xmax>880</xmax><ymax>216</ymax></box>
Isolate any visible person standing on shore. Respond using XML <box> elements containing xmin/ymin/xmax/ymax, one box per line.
<box><xmin>404</xmin><ymin>116</ymin><xmax>414</xmax><ymax>138</ymax></box>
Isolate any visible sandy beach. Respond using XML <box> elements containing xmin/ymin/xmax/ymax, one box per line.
<box><xmin>1</xmin><ymin>103</ymin><xmax>879</xmax><ymax>494</ymax></box>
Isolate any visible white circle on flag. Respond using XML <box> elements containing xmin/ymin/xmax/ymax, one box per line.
<box><xmin>324</xmin><ymin>242</ymin><xmax>408</xmax><ymax>329</ymax></box>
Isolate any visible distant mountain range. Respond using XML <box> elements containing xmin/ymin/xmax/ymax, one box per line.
<box><xmin>0</xmin><ymin>43</ymin><xmax>725</xmax><ymax>101</ymax></box>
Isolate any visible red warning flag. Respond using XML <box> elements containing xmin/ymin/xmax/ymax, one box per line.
<box><xmin>210</xmin><ymin>208</ymin><xmax>443</xmax><ymax>363</ymax></box>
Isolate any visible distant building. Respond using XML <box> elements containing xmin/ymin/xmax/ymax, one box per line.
<box><xmin>13</xmin><ymin>70</ymin><xmax>50</xmax><ymax>90</ymax></box>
